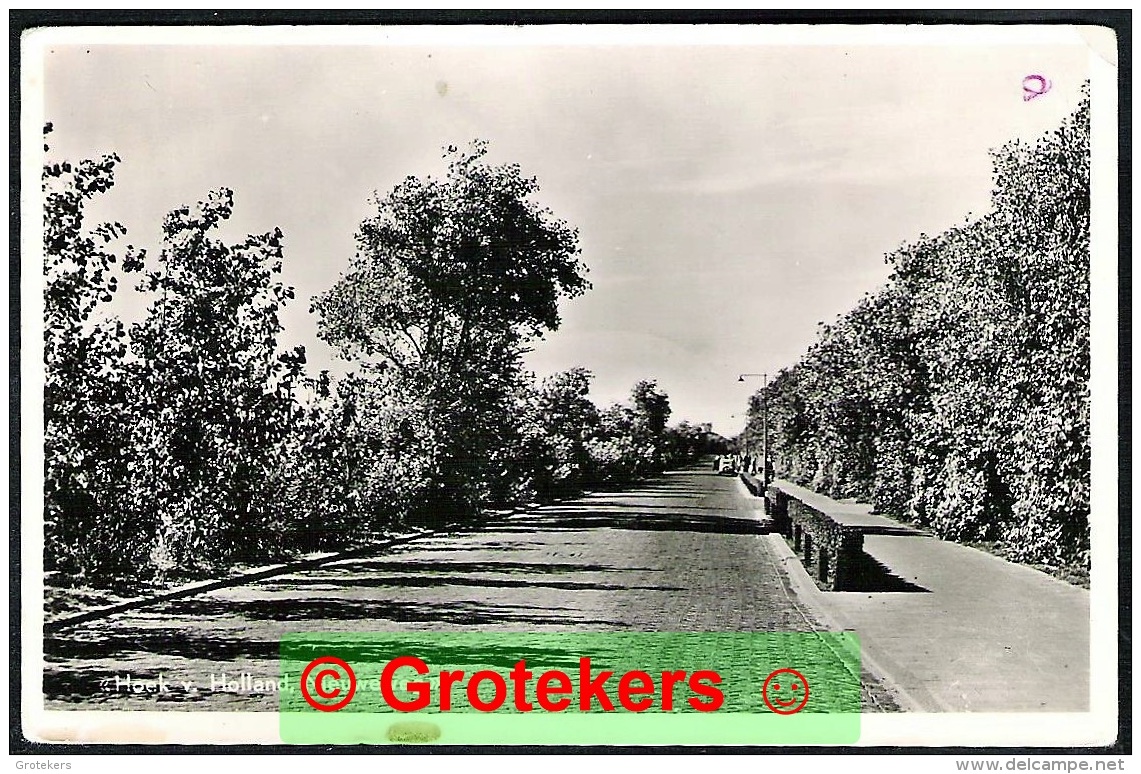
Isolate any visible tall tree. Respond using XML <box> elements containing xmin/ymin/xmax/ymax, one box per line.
<box><xmin>533</xmin><ymin>367</ymin><xmax>599</xmax><ymax>493</ymax></box>
<box><xmin>312</xmin><ymin>141</ymin><xmax>587</xmax><ymax>525</ymax></box>
<box><xmin>312</xmin><ymin>140</ymin><xmax>587</xmax><ymax>375</ymax></box>
<box><xmin>749</xmin><ymin>88</ymin><xmax>1090</xmax><ymax>569</ymax></box>
<box><xmin>129</xmin><ymin>189</ymin><xmax>305</xmax><ymax>576</ymax></box>
<box><xmin>42</xmin><ymin>124</ymin><xmax>146</xmax><ymax>581</ymax></box>
<box><xmin>630</xmin><ymin>379</ymin><xmax>672</xmax><ymax>472</ymax></box>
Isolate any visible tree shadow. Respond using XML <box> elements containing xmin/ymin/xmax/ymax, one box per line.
<box><xmin>142</xmin><ymin>596</ymin><xmax>636</xmax><ymax>627</ymax></box>
<box><xmin>571</xmin><ymin>492</ymin><xmax>712</xmax><ymax>502</ymax></box>
<box><xmin>857</xmin><ymin>524</ymin><xmax>929</xmax><ymax>537</ymax></box>
<box><xmin>44</xmin><ymin>630</ymin><xmax>283</xmax><ymax>662</ymax></box>
<box><xmin>326</xmin><ymin>559</ymin><xmax>640</xmax><ymax>574</ymax></box>
<box><xmin>43</xmin><ymin>595</ymin><xmax>635</xmax><ymax>667</ymax></box>
<box><xmin>570</xmin><ymin>501</ymin><xmax>732</xmax><ymax>512</ymax></box>
<box><xmin>261</xmin><ymin>575</ymin><xmax>684</xmax><ymax>593</ymax></box>
<box><xmin>502</xmin><ymin>509</ymin><xmax>769</xmax><ymax>536</ymax></box>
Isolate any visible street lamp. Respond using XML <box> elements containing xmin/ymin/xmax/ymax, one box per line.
<box><xmin>738</xmin><ymin>373</ymin><xmax>770</xmax><ymax>490</ymax></box>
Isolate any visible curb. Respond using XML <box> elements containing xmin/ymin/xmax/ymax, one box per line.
<box><xmin>733</xmin><ymin>471</ymin><xmax>939</xmax><ymax>711</ymax></box>
<box><xmin>44</xmin><ymin>529</ymin><xmax>438</xmax><ymax>632</ymax></box>
<box><xmin>730</xmin><ymin>476</ymin><xmax>774</xmax><ymax>531</ymax></box>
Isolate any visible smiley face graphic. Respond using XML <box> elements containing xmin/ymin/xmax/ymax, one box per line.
<box><xmin>762</xmin><ymin>668</ymin><xmax>809</xmax><ymax>714</ymax></box>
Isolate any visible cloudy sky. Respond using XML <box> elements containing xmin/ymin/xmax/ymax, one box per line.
<box><xmin>32</xmin><ymin>26</ymin><xmax>1093</xmax><ymax>435</ymax></box>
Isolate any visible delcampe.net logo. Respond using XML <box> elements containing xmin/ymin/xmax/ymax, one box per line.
<box><xmin>278</xmin><ymin>632</ymin><xmax>862</xmax><ymax>745</ymax></box>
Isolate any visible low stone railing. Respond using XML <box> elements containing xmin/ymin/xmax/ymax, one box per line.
<box><xmin>750</xmin><ymin>479</ymin><xmax>865</xmax><ymax>592</ymax></box>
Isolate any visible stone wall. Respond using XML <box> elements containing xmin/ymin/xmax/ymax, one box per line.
<box><xmin>777</xmin><ymin>487</ymin><xmax>864</xmax><ymax>592</ymax></box>
<box><xmin>764</xmin><ymin>486</ymin><xmax>791</xmax><ymax>536</ymax></box>
<box><xmin>745</xmin><ymin>477</ymin><xmax>866</xmax><ymax>591</ymax></box>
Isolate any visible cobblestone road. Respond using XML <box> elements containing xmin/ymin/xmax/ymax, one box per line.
<box><xmin>44</xmin><ymin>466</ymin><xmax>898</xmax><ymax>712</ymax></box>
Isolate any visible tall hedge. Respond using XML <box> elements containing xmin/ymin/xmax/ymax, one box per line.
<box><xmin>748</xmin><ymin>88</ymin><xmax>1090</xmax><ymax>568</ymax></box>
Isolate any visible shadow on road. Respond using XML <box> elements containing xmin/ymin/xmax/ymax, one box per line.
<box><xmin>142</xmin><ymin>596</ymin><xmax>634</xmax><ymax>627</ymax></box>
<box><xmin>42</xmin><ymin>466</ymin><xmax>782</xmax><ymax>706</ymax></box>
<box><xmin>326</xmin><ymin>559</ymin><xmax>637</xmax><ymax>574</ymax></box>
<box><xmin>500</xmin><ymin>508</ymin><xmax>769</xmax><ymax>536</ymax></box>
<box><xmin>857</xmin><ymin>524</ymin><xmax>929</xmax><ymax>537</ymax></box>
<box><xmin>577</xmin><ymin>501</ymin><xmax>733</xmax><ymax>512</ymax></box>
<box><xmin>45</xmin><ymin>630</ymin><xmax>283</xmax><ymax>662</ymax></box>
<box><xmin>261</xmin><ymin>575</ymin><xmax>684</xmax><ymax>593</ymax></box>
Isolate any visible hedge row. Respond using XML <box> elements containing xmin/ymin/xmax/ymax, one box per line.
<box><xmin>745</xmin><ymin>88</ymin><xmax>1091</xmax><ymax>569</ymax></box>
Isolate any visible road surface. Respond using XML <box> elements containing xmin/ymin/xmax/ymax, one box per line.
<box><xmin>43</xmin><ymin>465</ymin><xmax>898</xmax><ymax>712</ymax></box>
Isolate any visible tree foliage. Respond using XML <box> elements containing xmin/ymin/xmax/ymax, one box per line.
<box><xmin>127</xmin><ymin>189</ymin><xmax>306</xmax><ymax>576</ymax></box>
<box><xmin>312</xmin><ymin>140</ymin><xmax>587</xmax><ymax>372</ymax></box>
<box><xmin>311</xmin><ymin>141</ymin><xmax>589</xmax><ymax>527</ymax></box>
<box><xmin>745</xmin><ymin>88</ymin><xmax>1091</xmax><ymax>568</ymax></box>
<box><xmin>42</xmin><ymin>135</ymin><xmax>719</xmax><ymax>589</ymax></box>
<box><xmin>43</xmin><ymin>123</ymin><xmax>146</xmax><ymax>580</ymax></box>
<box><xmin>43</xmin><ymin>129</ymin><xmax>307</xmax><ymax>584</ymax></box>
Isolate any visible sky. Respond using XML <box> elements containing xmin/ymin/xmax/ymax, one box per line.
<box><xmin>32</xmin><ymin>26</ymin><xmax>1095</xmax><ymax>436</ymax></box>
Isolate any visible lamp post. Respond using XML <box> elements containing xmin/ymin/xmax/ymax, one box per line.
<box><xmin>738</xmin><ymin>373</ymin><xmax>770</xmax><ymax>490</ymax></box>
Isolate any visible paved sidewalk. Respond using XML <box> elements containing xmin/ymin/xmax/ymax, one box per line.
<box><xmin>766</xmin><ymin>479</ymin><xmax>1090</xmax><ymax>712</ymax></box>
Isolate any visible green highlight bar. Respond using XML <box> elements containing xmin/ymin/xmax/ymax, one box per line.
<box><xmin>279</xmin><ymin>632</ymin><xmax>861</xmax><ymax>745</ymax></box>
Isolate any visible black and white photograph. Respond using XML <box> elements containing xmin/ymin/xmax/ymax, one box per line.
<box><xmin>17</xmin><ymin>18</ymin><xmax>1123</xmax><ymax>753</ymax></box>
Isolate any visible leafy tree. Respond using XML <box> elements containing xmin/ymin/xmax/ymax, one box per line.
<box><xmin>128</xmin><ymin>189</ymin><xmax>305</xmax><ymax>577</ymax></box>
<box><xmin>42</xmin><ymin>124</ymin><xmax>146</xmax><ymax>581</ymax></box>
<box><xmin>312</xmin><ymin>140</ymin><xmax>587</xmax><ymax>373</ymax></box>
<box><xmin>516</xmin><ymin>370</ymin><xmax>710</xmax><ymax>497</ymax></box>
<box><xmin>630</xmin><ymin>379</ymin><xmax>672</xmax><ymax>473</ymax></box>
<box><xmin>532</xmin><ymin>367</ymin><xmax>599</xmax><ymax>494</ymax></box>
<box><xmin>631</xmin><ymin>379</ymin><xmax>671</xmax><ymax>435</ymax></box>
<box><xmin>312</xmin><ymin>141</ymin><xmax>587</xmax><ymax>526</ymax></box>
<box><xmin>275</xmin><ymin>367</ymin><xmax>444</xmax><ymax>546</ymax></box>
<box><xmin>662</xmin><ymin>420</ymin><xmax>723</xmax><ymax>467</ymax></box>
<box><xmin>585</xmin><ymin>402</ymin><xmax>640</xmax><ymax>484</ymax></box>
<box><xmin>42</xmin><ymin>129</ymin><xmax>724</xmax><ymax>587</ymax></box>
<box><xmin>580</xmin><ymin>380</ymin><xmax>675</xmax><ymax>484</ymax></box>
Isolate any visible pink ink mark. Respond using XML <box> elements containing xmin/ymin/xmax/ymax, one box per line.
<box><xmin>1023</xmin><ymin>75</ymin><xmax>1051</xmax><ymax>101</ymax></box>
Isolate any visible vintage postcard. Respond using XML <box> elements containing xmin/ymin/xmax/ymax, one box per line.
<box><xmin>17</xmin><ymin>20</ymin><xmax>1122</xmax><ymax>752</ymax></box>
